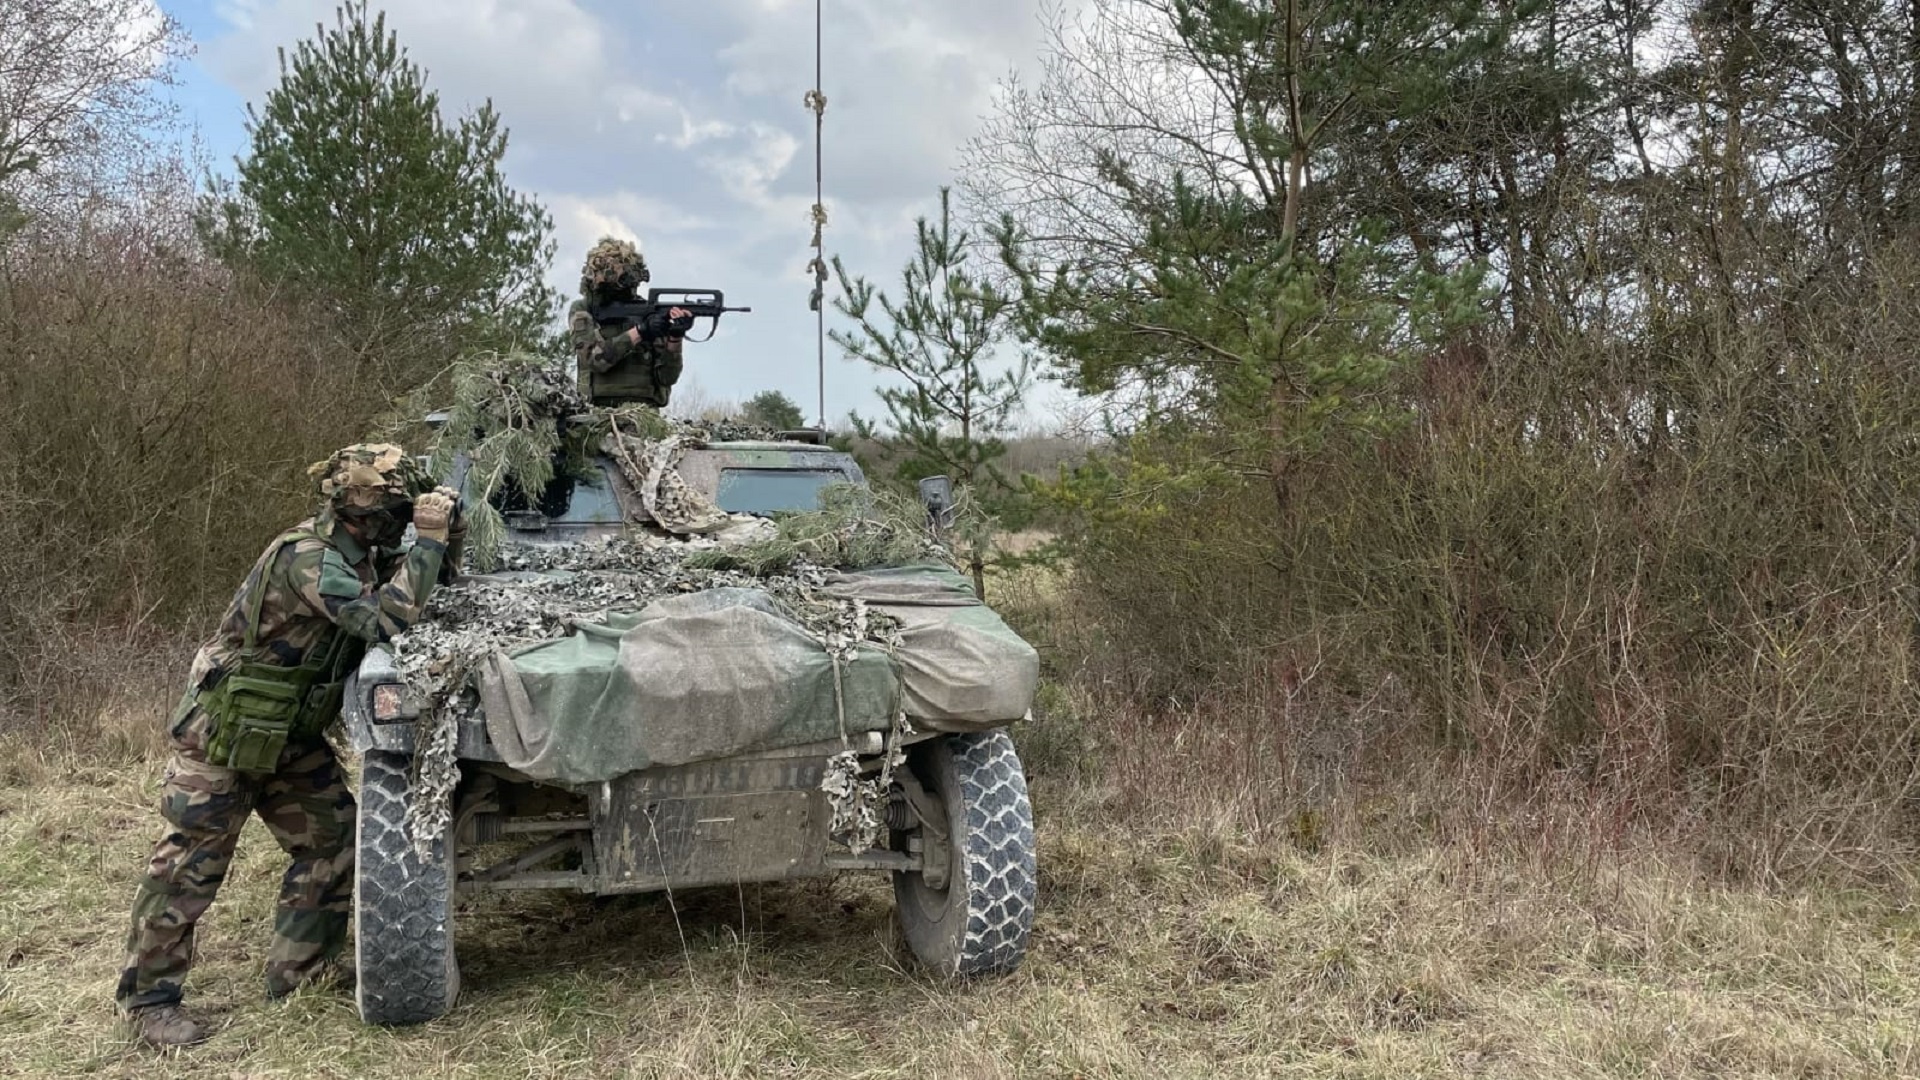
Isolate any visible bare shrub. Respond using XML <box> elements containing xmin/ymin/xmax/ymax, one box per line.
<box><xmin>0</xmin><ymin>200</ymin><xmax>392</xmax><ymax>734</ymax></box>
<box><xmin>1042</xmin><ymin>248</ymin><xmax>1920</xmax><ymax>882</ymax></box>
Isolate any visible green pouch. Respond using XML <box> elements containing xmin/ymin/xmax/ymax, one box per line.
<box><xmin>204</xmin><ymin>669</ymin><xmax>303</xmax><ymax>773</ymax></box>
<box><xmin>208</xmin><ymin>525</ymin><xmax>347</xmax><ymax>772</ymax></box>
<box><xmin>295</xmin><ymin>680</ymin><xmax>348</xmax><ymax>737</ymax></box>
<box><xmin>219</xmin><ymin>713</ymin><xmax>293</xmax><ymax>773</ymax></box>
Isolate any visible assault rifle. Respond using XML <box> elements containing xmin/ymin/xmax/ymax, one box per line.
<box><xmin>589</xmin><ymin>287</ymin><xmax>751</xmax><ymax>343</ymax></box>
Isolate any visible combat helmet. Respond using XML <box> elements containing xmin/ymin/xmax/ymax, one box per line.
<box><xmin>309</xmin><ymin>443</ymin><xmax>433</xmax><ymax>514</ymax></box>
<box><xmin>580</xmin><ymin>236</ymin><xmax>650</xmax><ymax>295</ymax></box>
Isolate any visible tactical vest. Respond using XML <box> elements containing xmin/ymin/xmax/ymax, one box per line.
<box><xmin>580</xmin><ymin>326</ymin><xmax>680</xmax><ymax>407</ymax></box>
<box><xmin>200</xmin><ymin>527</ymin><xmax>366</xmax><ymax>773</ymax></box>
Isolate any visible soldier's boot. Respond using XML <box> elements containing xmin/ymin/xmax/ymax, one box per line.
<box><xmin>265</xmin><ymin>955</ymin><xmax>355</xmax><ymax>1001</ymax></box>
<box><xmin>126</xmin><ymin>1004</ymin><xmax>210</xmax><ymax>1048</ymax></box>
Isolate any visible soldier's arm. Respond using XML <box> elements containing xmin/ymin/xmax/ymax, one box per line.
<box><xmin>438</xmin><ymin>525</ymin><xmax>466</xmax><ymax>585</ymax></box>
<box><xmin>568</xmin><ymin>303</ymin><xmax>638</xmax><ymax>374</ymax></box>
<box><xmin>392</xmin><ymin>531</ymin><xmax>465</xmax><ymax>585</ymax></box>
<box><xmin>650</xmin><ymin>339</ymin><xmax>684</xmax><ymax>397</ymax></box>
<box><xmin>288</xmin><ymin>540</ymin><xmax>445</xmax><ymax>643</ymax></box>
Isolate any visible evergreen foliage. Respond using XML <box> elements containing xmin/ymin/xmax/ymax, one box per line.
<box><xmin>961</xmin><ymin>0</ymin><xmax>1920</xmax><ymax>843</ymax></box>
<box><xmin>414</xmin><ymin>353</ymin><xmax>665</xmax><ymax>569</ymax></box>
<box><xmin>990</xmin><ymin>0</ymin><xmax>1495</xmax><ymax>520</ymax></box>
<box><xmin>200</xmin><ymin>1</ymin><xmax>556</xmax><ymax>387</ymax></box>
<box><xmin>832</xmin><ymin>187</ymin><xmax>1031</xmax><ymax>598</ymax></box>
<box><xmin>413</xmin><ymin>353</ymin><xmax>959</xmax><ymax>577</ymax></box>
<box><xmin>833</xmin><ymin>189</ymin><xmax>1030</xmax><ymax>493</ymax></box>
<box><xmin>741</xmin><ymin>390</ymin><xmax>807</xmax><ymax>431</ymax></box>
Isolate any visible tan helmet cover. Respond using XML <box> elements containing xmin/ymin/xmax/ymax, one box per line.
<box><xmin>580</xmin><ymin>236</ymin><xmax>650</xmax><ymax>294</ymax></box>
<box><xmin>308</xmin><ymin>443</ymin><xmax>433</xmax><ymax>512</ymax></box>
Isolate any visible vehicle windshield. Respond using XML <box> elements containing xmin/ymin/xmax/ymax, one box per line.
<box><xmin>483</xmin><ymin>462</ymin><xmax>625</xmax><ymax>525</ymax></box>
<box><xmin>549</xmin><ymin>466</ymin><xmax>624</xmax><ymax>523</ymax></box>
<box><xmin>715</xmin><ymin>468</ymin><xmax>846</xmax><ymax>515</ymax></box>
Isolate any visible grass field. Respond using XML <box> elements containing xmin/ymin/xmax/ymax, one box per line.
<box><xmin>4</xmin><ymin>723</ymin><xmax>1920</xmax><ymax>1079</ymax></box>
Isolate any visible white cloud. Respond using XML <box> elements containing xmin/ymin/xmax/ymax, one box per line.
<box><xmin>704</xmin><ymin>0</ymin><xmax>1056</xmax><ymax>205</ymax></box>
<box><xmin>663</xmin><ymin>111</ymin><xmax>737</xmax><ymax>149</ymax></box>
<box><xmin>699</xmin><ymin>124</ymin><xmax>800</xmax><ymax>208</ymax></box>
<box><xmin>212</xmin><ymin>0</ymin><xmax>258</xmax><ymax>31</ymax></box>
<box><xmin>117</xmin><ymin>0</ymin><xmax>176</xmax><ymax>66</ymax></box>
<box><xmin>201</xmin><ymin>0</ymin><xmax>676</xmax><ymax>165</ymax></box>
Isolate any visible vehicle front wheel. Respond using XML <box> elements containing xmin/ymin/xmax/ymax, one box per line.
<box><xmin>354</xmin><ymin>749</ymin><xmax>459</xmax><ymax>1024</ymax></box>
<box><xmin>893</xmin><ymin>729</ymin><xmax>1036</xmax><ymax>976</ymax></box>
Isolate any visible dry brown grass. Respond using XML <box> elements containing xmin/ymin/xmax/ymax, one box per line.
<box><xmin>4</xmin><ymin>672</ymin><xmax>1918</xmax><ymax>1079</ymax></box>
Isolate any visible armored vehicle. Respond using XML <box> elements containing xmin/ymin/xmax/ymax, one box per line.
<box><xmin>339</xmin><ymin>434</ymin><xmax>1038</xmax><ymax>1025</ymax></box>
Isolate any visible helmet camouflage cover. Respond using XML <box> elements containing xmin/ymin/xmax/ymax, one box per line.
<box><xmin>579</xmin><ymin>236</ymin><xmax>650</xmax><ymax>294</ymax></box>
<box><xmin>308</xmin><ymin>443</ymin><xmax>434</xmax><ymax>512</ymax></box>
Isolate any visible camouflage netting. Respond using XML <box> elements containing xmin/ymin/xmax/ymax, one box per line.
<box><xmin>391</xmin><ymin>526</ymin><xmax>1032</xmax><ymax>854</ymax></box>
<box><xmin>416</xmin><ymin>353</ymin><xmax>823</xmax><ymax>564</ymax></box>
<box><xmin>392</xmin><ymin>535</ymin><xmax>910</xmax><ymax>854</ymax></box>
<box><xmin>386</xmin><ymin>354</ymin><xmax>1037</xmax><ymax>854</ymax></box>
<box><xmin>603</xmin><ymin>427</ymin><xmax>732</xmax><ymax>535</ymax></box>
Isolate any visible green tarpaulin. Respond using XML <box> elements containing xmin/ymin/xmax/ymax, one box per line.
<box><xmin>475</xmin><ymin>566</ymin><xmax>1038</xmax><ymax>784</ymax></box>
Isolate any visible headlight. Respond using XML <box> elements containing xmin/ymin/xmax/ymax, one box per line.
<box><xmin>370</xmin><ymin>682</ymin><xmax>416</xmax><ymax>723</ymax></box>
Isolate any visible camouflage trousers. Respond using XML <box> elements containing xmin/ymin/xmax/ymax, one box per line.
<box><xmin>116</xmin><ymin>694</ymin><xmax>355</xmax><ymax>1010</ymax></box>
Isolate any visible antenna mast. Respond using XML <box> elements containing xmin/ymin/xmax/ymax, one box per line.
<box><xmin>804</xmin><ymin>0</ymin><xmax>829</xmax><ymax>428</ymax></box>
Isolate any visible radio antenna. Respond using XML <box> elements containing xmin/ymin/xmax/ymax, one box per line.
<box><xmin>804</xmin><ymin>0</ymin><xmax>829</xmax><ymax>429</ymax></box>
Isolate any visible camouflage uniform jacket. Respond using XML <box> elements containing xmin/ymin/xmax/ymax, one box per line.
<box><xmin>568</xmin><ymin>296</ymin><xmax>684</xmax><ymax>407</ymax></box>
<box><xmin>186</xmin><ymin>513</ymin><xmax>447</xmax><ymax>692</ymax></box>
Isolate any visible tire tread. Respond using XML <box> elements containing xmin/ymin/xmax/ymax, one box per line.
<box><xmin>354</xmin><ymin>750</ymin><xmax>458</xmax><ymax>1025</ymax></box>
<box><xmin>899</xmin><ymin>729</ymin><xmax>1036</xmax><ymax>976</ymax></box>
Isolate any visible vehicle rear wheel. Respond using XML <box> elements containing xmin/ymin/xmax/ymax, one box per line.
<box><xmin>893</xmin><ymin>730</ymin><xmax>1036</xmax><ymax>976</ymax></box>
<box><xmin>354</xmin><ymin>750</ymin><xmax>460</xmax><ymax>1024</ymax></box>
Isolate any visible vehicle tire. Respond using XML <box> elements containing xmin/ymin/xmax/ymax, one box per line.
<box><xmin>354</xmin><ymin>750</ymin><xmax>460</xmax><ymax>1024</ymax></box>
<box><xmin>893</xmin><ymin>729</ymin><xmax>1036</xmax><ymax>976</ymax></box>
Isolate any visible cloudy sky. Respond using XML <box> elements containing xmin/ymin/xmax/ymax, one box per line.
<box><xmin>154</xmin><ymin>0</ymin><xmax>1067</xmax><ymax>424</ymax></box>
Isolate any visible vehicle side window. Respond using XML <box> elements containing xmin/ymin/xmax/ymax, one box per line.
<box><xmin>715</xmin><ymin>468</ymin><xmax>849</xmax><ymax>515</ymax></box>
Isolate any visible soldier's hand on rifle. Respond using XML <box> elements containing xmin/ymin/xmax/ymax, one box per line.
<box><xmin>413</xmin><ymin>491</ymin><xmax>456</xmax><ymax>544</ymax></box>
<box><xmin>629</xmin><ymin>307</ymin><xmax>695</xmax><ymax>345</ymax></box>
<box><xmin>431</xmin><ymin>486</ymin><xmax>465</xmax><ymax>536</ymax></box>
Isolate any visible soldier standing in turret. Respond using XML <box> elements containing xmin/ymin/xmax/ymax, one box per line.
<box><xmin>568</xmin><ymin>236</ymin><xmax>695</xmax><ymax>407</ymax></box>
<box><xmin>116</xmin><ymin>444</ymin><xmax>463</xmax><ymax>1048</ymax></box>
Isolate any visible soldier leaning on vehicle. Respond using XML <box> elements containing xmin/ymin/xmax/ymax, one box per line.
<box><xmin>568</xmin><ymin>236</ymin><xmax>694</xmax><ymax>407</ymax></box>
<box><xmin>116</xmin><ymin>444</ymin><xmax>463</xmax><ymax>1049</ymax></box>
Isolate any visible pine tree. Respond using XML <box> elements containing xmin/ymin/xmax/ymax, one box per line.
<box><xmin>832</xmin><ymin>187</ymin><xmax>1031</xmax><ymax>600</ymax></box>
<box><xmin>990</xmin><ymin>0</ymin><xmax>1495</xmax><ymax>519</ymax></box>
<box><xmin>201</xmin><ymin>1</ymin><xmax>555</xmax><ymax>387</ymax></box>
<box><xmin>741</xmin><ymin>390</ymin><xmax>806</xmax><ymax>431</ymax></box>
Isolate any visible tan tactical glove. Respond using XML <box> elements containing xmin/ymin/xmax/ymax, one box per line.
<box><xmin>413</xmin><ymin>490</ymin><xmax>456</xmax><ymax>544</ymax></box>
<box><xmin>434</xmin><ymin>485</ymin><xmax>467</xmax><ymax>583</ymax></box>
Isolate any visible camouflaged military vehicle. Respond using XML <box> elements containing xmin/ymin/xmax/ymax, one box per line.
<box><xmin>339</xmin><ymin>432</ymin><xmax>1039</xmax><ymax>1025</ymax></box>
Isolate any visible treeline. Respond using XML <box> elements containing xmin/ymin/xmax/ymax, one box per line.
<box><xmin>963</xmin><ymin>0</ymin><xmax>1920</xmax><ymax>867</ymax></box>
